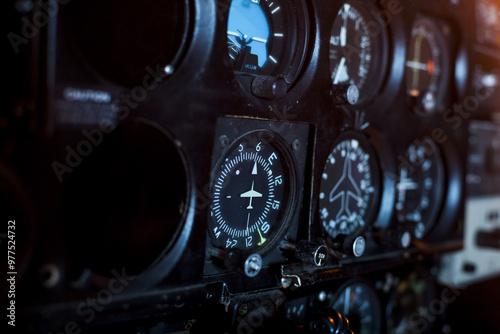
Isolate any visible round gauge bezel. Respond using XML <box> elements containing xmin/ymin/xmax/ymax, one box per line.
<box><xmin>61</xmin><ymin>0</ymin><xmax>193</xmax><ymax>87</ymax></box>
<box><xmin>207</xmin><ymin>129</ymin><xmax>298</xmax><ymax>256</ymax></box>
<box><xmin>328</xmin><ymin>278</ymin><xmax>383</xmax><ymax>334</ymax></box>
<box><xmin>385</xmin><ymin>269</ymin><xmax>437</xmax><ymax>334</ymax></box>
<box><xmin>318</xmin><ymin>131</ymin><xmax>382</xmax><ymax>242</ymax></box>
<box><xmin>404</xmin><ymin>15</ymin><xmax>451</xmax><ymax>115</ymax></box>
<box><xmin>328</xmin><ymin>0</ymin><xmax>390</xmax><ymax>107</ymax></box>
<box><xmin>226</xmin><ymin>0</ymin><xmax>311</xmax><ymax>97</ymax></box>
<box><xmin>63</xmin><ymin>117</ymin><xmax>195</xmax><ymax>288</ymax></box>
<box><xmin>395</xmin><ymin>135</ymin><xmax>446</xmax><ymax>237</ymax></box>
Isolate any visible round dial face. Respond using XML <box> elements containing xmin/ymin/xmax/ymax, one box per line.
<box><xmin>405</xmin><ymin>17</ymin><xmax>447</xmax><ymax>113</ymax></box>
<box><xmin>395</xmin><ymin>136</ymin><xmax>445</xmax><ymax>237</ymax></box>
<box><xmin>329</xmin><ymin>1</ymin><xmax>388</xmax><ymax>105</ymax></box>
<box><xmin>226</xmin><ymin>0</ymin><xmax>308</xmax><ymax>82</ymax></box>
<box><xmin>319</xmin><ymin>133</ymin><xmax>380</xmax><ymax>240</ymax></box>
<box><xmin>386</xmin><ymin>271</ymin><xmax>436</xmax><ymax>334</ymax></box>
<box><xmin>208</xmin><ymin>131</ymin><xmax>295</xmax><ymax>254</ymax></box>
<box><xmin>330</xmin><ymin>280</ymin><xmax>382</xmax><ymax>334</ymax></box>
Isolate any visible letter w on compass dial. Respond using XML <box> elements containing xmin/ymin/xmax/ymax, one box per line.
<box><xmin>319</xmin><ymin>137</ymin><xmax>380</xmax><ymax>240</ymax></box>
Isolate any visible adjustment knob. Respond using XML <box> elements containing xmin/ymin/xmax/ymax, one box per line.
<box><xmin>332</xmin><ymin>84</ymin><xmax>359</xmax><ymax>105</ymax></box>
<box><xmin>384</xmin><ymin>228</ymin><xmax>412</xmax><ymax>249</ymax></box>
<box><xmin>332</xmin><ymin>234</ymin><xmax>365</xmax><ymax>257</ymax></box>
<box><xmin>251</xmin><ymin>75</ymin><xmax>289</xmax><ymax>99</ymax></box>
<box><xmin>281</xmin><ymin>240</ymin><xmax>329</xmax><ymax>266</ymax></box>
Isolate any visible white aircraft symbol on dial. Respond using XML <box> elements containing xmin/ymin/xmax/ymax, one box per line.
<box><xmin>329</xmin><ymin>146</ymin><xmax>365</xmax><ymax>221</ymax></box>
<box><xmin>241</xmin><ymin>180</ymin><xmax>263</xmax><ymax>210</ymax></box>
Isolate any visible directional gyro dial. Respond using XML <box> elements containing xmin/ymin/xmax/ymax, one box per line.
<box><xmin>319</xmin><ymin>134</ymin><xmax>380</xmax><ymax>245</ymax></box>
<box><xmin>208</xmin><ymin>131</ymin><xmax>296</xmax><ymax>254</ymax></box>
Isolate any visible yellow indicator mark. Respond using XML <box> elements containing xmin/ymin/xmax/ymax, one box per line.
<box><xmin>257</xmin><ymin>228</ymin><xmax>267</xmax><ymax>246</ymax></box>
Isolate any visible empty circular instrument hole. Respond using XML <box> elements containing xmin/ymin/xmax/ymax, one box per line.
<box><xmin>62</xmin><ymin>0</ymin><xmax>191</xmax><ymax>87</ymax></box>
<box><xmin>64</xmin><ymin>118</ymin><xmax>190</xmax><ymax>277</ymax></box>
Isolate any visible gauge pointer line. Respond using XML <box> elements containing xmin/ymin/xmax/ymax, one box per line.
<box><xmin>344</xmin><ymin>286</ymin><xmax>351</xmax><ymax>315</ymax></box>
<box><xmin>405</xmin><ymin>60</ymin><xmax>428</xmax><ymax>71</ymax></box>
<box><xmin>340</xmin><ymin>25</ymin><xmax>347</xmax><ymax>47</ymax></box>
<box><xmin>397</xmin><ymin>167</ymin><xmax>419</xmax><ymax>204</ymax></box>
<box><xmin>339</xmin><ymin>3</ymin><xmax>351</xmax><ymax>48</ymax></box>
<box><xmin>410</xmin><ymin>34</ymin><xmax>424</xmax><ymax>88</ymax></box>
<box><xmin>340</xmin><ymin>4</ymin><xmax>349</xmax><ymax>47</ymax></box>
<box><xmin>333</xmin><ymin>57</ymin><xmax>348</xmax><ymax>84</ymax></box>
<box><xmin>246</xmin><ymin>212</ymin><xmax>251</xmax><ymax>235</ymax></box>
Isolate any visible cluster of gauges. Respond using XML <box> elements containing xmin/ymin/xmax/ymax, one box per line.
<box><xmin>204</xmin><ymin>0</ymin><xmax>453</xmax><ymax>269</ymax></box>
<box><xmin>323</xmin><ymin>270</ymin><xmax>437</xmax><ymax>334</ymax></box>
<box><xmin>60</xmin><ymin>0</ymin><xmax>454</xmax><ymax>116</ymax></box>
<box><xmin>60</xmin><ymin>0</ymin><xmax>454</xmax><ymax>279</ymax></box>
<box><xmin>224</xmin><ymin>0</ymin><xmax>451</xmax><ymax>113</ymax></box>
<box><xmin>317</xmin><ymin>131</ymin><xmax>446</xmax><ymax>252</ymax></box>
<box><xmin>204</xmin><ymin>127</ymin><xmax>448</xmax><ymax>269</ymax></box>
<box><xmin>281</xmin><ymin>268</ymin><xmax>438</xmax><ymax>334</ymax></box>
<box><xmin>62</xmin><ymin>0</ymin><xmax>454</xmax><ymax>111</ymax></box>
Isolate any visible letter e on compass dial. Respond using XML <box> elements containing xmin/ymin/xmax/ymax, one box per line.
<box><xmin>318</xmin><ymin>133</ymin><xmax>381</xmax><ymax>240</ymax></box>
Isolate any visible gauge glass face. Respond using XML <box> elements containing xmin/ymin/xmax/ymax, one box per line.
<box><xmin>319</xmin><ymin>134</ymin><xmax>380</xmax><ymax>240</ymax></box>
<box><xmin>226</xmin><ymin>0</ymin><xmax>307</xmax><ymax>82</ymax></box>
<box><xmin>330</xmin><ymin>280</ymin><xmax>382</xmax><ymax>334</ymax></box>
<box><xmin>395</xmin><ymin>136</ymin><xmax>445</xmax><ymax>237</ymax></box>
<box><xmin>329</xmin><ymin>1</ymin><xmax>388</xmax><ymax>105</ymax></box>
<box><xmin>386</xmin><ymin>271</ymin><xmax>436</xmax><ymax>334</ymax></box>
<box><xmin>208</xmin><ymin>131</ymin><xmax>295</xmax><ymax>253</ymax></box>
<box><xmin>405</xmin><ymin>17</ymin><xmax>447</xmax><ymax>113</ymax></box>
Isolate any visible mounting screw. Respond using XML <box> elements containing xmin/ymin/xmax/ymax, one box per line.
<box><xmin>219</xmin><ymin>135</ymin><xmax>229</xmax><ymax>148</ymax></box>
<box><xmin>291</xmin><ymin>139</ymin><xmax>300</xmax><ymax>151</ymax></box>
<box><xmin>239</xmin><ymin>304</ymin><xmax>249</xmax><ymax>316</ymax></box>
<box><xmin>206</xmin><ymin>291</ymin><xmax>214</xmax><ymax>300</ymax></box>
<box><xmin>244</xmin><ymin>253</ymin><xmax>262</xmax><ymax>277</ymax></box>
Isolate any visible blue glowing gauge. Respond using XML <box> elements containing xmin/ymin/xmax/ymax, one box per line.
<box><xmin>226</xmin><ymin>0</ymin><xmax>309</xmax><ymax>98</ymax></box>
<box><xmin>227</xmin><ymin>2</ymin><xmax>270</xmax><ymax>68</ymax></box>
